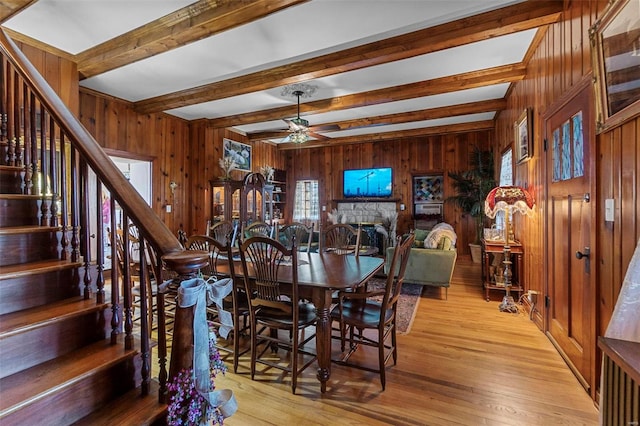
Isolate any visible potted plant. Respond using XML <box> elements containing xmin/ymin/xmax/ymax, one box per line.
<box><xmin>446</xmin><ymin>146</ymin><xmax>496</xmax><ymax>263</ymax></box>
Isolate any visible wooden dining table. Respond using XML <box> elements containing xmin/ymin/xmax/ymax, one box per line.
<box><xmin>219</xmin><ymin>251</ymin><xmax>384</xmax><ymax>393</ymax></box>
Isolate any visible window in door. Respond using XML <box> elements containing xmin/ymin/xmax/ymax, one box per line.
<box><xmin>293</xmin><ymin>180</ymin><xmax>319</xmax><ymax>223</ymax></box>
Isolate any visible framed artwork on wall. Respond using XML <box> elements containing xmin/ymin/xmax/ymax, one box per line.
<box><xmin>223</xmin><ymin>138</ymin><xmax>251</xmax><ymax>172</ymax></box>
<box><xmin>514</xmin><ymin>108</ymin><xmax>532</xmax><ymax>164</ymax></box>
<box><xmin>589</xmin><ymin>0</ymin><xmax>640</xmax><ymax>132</ymax></box>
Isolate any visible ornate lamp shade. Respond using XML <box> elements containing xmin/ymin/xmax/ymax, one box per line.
<box><xmin>484</xmin><ymin>186</ymin><xmax>535</xmax><ymax>219</ymax></box>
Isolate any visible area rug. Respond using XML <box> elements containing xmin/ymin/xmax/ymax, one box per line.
<box><xmin>365</xmin><ymin>277</ymin><xmax>423</xmax><ymax>334</ymax></box>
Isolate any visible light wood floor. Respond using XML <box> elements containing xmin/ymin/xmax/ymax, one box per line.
<box><xmin>159</xmin><ymin>256</ymin><xmax>599</xmax><ymax>425</ymax></box>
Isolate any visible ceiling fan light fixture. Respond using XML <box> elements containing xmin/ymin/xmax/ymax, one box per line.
<box><xmin>290</xmin><ymin>130</ymin><xmax>308</xmax><ymax>144</ymax></box>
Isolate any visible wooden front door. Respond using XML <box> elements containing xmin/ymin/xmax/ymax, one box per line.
<box><xmin>544</xmin><ymin>77</ymin><xmax>595</xmax><ymax>394</ymax></box>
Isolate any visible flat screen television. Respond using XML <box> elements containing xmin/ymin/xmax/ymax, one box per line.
<box><xmin>343</xmin><ymin>167</ymin><xmax>392</xmax><ymax>198</ymax></box>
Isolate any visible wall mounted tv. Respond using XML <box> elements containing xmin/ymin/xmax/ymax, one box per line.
<box><xmin>343</xmin><ymin>167</ymin><xmax>393</xmax><ymax>198</ymax></box>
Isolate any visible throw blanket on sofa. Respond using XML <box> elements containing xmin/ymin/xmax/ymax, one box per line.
<box><xmin>424</xmin><ymin>224</ymin><xmax>457</xmax><ymax>249</ymax></box>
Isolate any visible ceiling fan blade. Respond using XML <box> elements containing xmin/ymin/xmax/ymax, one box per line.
<box><xmin>309</xmin><ymin>123</ymin><xmax>340</xmax><ymax>132</ymax></box>
<box><xmin>284</xmin><ymin>117</ymin><xmax>309</xmax><ymax>132</ymax></box>
<box><xmin>309</xmin><ymin>131</ymin><xmax>331</xmax><ymax>141</ymax></box>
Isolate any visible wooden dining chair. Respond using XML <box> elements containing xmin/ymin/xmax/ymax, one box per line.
<box><xmin>330</xmin><ymin>232</ymin><xmax>415</xmax><ymax>390</ymax></box>
<box><xmin>206</xmin><ymin>219</ymin><xmax>238</xmax><ymax>247</ymax></box>
<box><xmin>278</xmin><ymin>222</ymin><xmax>314</xmax><ymax>253</ymax></box>
<box><xmin>206</xmin><ymin>236</ymin><xmax>251</xmax><ymax>373</ymax></box>
<box><xmin>242</xmin><ymin>220</ymin><xmax>273</xmax><ymax>239</ymax></box>
<box><xmin>238</xmin><ymin>235</ymin><xmax>318</xmax><ymax>394</ymax></box>
<box><xmin>185</xmin><ymin>235</ymin><xmax>219</xmax><ymax>278</ymax></box>
<box><xmin>320</xmin><ymin>223</ymin><xmax>361</xmax><ymax>256</ymax></box>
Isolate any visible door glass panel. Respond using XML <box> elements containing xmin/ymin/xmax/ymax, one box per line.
<box><xmin>552</xmin><ymin>128</ymin><xmax>560</xmax><ymax>182</ymax></box>
<box><xmin>572</xmin><ymin>111</ymin><xmax>584</xmax><ymax>178</ymax></box>
<box><xmin>561</xmin><ymin>120</ymin><xmax>572</xmax><ymax>181</ymax></box>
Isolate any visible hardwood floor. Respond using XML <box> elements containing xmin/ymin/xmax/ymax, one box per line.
<box><xmin>159</xmin><ymin>256</ymin><xmax>599</xmax><ymax>425</ymax></box>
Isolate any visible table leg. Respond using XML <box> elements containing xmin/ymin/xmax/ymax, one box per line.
<box><xmin>311</xmin><ymin>288</ymin><xmax>333</xmax><ymax>393</ymax></box>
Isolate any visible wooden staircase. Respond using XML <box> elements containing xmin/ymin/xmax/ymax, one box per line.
<box><xmin>0</xmin><ymin>29</ymin><xmax>202</xmax><ymax>426</ymax></box>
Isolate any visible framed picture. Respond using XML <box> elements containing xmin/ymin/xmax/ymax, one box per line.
<box><xmin>223</xmin><ymin>138</ymin><xmax>251</xmax><ymax>172</ymax></box>
<box><xmin>514</xmin><ymin>108</ymin><xmax>532</xmax><ymax>164</ymax></box>
<box><xmin>589</xmin><ymin>0</ymin><xmax>640</xmax><ymax>132</ymax></box>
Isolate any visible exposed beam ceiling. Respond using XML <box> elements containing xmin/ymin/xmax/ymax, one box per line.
<box><xmin>1</xmin><ymin>0</ymin><xmax>563</xmax><ymax>148</ymax></box>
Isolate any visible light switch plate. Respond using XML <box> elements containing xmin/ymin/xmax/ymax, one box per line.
<box><xmin>605</xmin><ymin>198</ymin><xmax>614</xmax><ymax>222</ymax></box>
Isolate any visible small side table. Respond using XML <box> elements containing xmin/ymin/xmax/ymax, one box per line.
<box><xmin>481</xmin><ymin>240</ymin><xmax>524</xmax><ymax>302</ymax></box>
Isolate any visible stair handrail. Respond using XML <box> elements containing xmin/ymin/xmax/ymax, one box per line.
<box><xmin>0</xmin><ymin>28</ymin><xmax>182</xmax><ymax>257</ymax></box>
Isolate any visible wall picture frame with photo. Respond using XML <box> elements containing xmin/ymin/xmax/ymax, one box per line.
<box><xmin>223</xmin><ymin>138</ymin><xmax>252</xmax><ymax>172</ymax></box>
<box><xmin>514</xmin><ymin>108</ymin><xmax>532</xmax><ymax>164</ymax></box>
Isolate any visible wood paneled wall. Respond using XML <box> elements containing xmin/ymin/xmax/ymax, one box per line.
<box><xmin>188</xmin><ymin>121</ymin><xmax>281</xmax><ymax>236</ymax></box>
<box><xmin>280</xmin><ymin>132</ymin><xmax>493</xmax><ymax>256</ymax></box>
<box><xmin>597</xmin><ymin>116</ymin><xmax>640</xmax><ymax>337</ymax></box>
<box><xmin>15</xmin><ymin>42</ymin><xmax>78</xmax><ymax>115</ymax></box>
<box><xmin>494</xmin><ymin>0</ymin><xmax>639</xmax><ymax>402</ymax></box>
<box><xmin>79</xmin><ymin>91</ymin><xmax>192</xmax><ymax>236</ymax></box>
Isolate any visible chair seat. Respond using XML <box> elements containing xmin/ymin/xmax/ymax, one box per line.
<box><xmin>331</xmin><ymin>300</ymin><xmax>393</xmax><ymax>329</ymax></box>
<box><xmin>257</xmin><ymin>301</ymin><xmax>317</xmax><ymax>327</ymax></box>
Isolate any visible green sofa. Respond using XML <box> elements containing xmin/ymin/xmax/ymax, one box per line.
<box><xmin>384</xmin><ymin>227</ymin><xmax>457</xmax><ymax>299</ymax></box>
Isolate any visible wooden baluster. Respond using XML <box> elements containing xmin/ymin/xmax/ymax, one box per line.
<box><xmin>70</xmin><ymin>145</ymin><xmax>80</xmax><ymax>263</ymax></box>
<box><xmin>39</xmin><ymin>104</ymin><xmax>49</xmax><ymax>226</ymax></box>
<box><xmin>122</xmin><ymin>214</ymin><xmax>134</xmax><ymax>350</ymax></box>
<box><xmin>0</xmin><ymin>57</ymin><xmax>6</xmax><ymax>145</ymax></box>
<box><xmin>110</xmin><ymin>197</ymin><xmax>121</xmax><ymax>344</ymax></box>
<box><xmin>21</xmin><ymin>84</ymin><xmax>30</xmax><ymax>193</ymax></box>
<box><xmin>95</xmin><ymin>180</ymin><xmax>105</xmax><ymax>305</ymax></box>
<box><xmin>49</xmin><ymin>116</ymin><xmax>58</xmax><ymax>228</ymax></box>
<box><xmin>153</xmin><ymin>245</ymin><xmax>169</xmax><ymax>403</ymax></box>
<box><xmin>138</xmin><ymin>234</ymin><xmax>150</xmax><ymax>396</ymax></box>
<box><xmin>80</xmin><ymin>159</ymin><xmax>92</xmax><ymax>299</ymax></box>
<box><xmin>13</xmin><ymin>71</ymin><xmax>21</xmax><ymax>167</ymax></box>
<box><xmin>59</xmin><ymin>133</ymin><xmax>69</xmax><ymax>260</ymax></box>
<box><xmin>29</xmin><ymin>91</ymin><xmax>37</xmax><ymax>195</ymax></box>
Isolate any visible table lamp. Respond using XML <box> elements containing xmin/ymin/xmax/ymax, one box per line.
<box><xmin>484</xmin><ymin>186</ymin><xmax>535</xmax><ymax>312</ymax></box>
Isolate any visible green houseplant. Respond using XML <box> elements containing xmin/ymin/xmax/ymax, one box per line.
<box><xmin>446</xmin><ymin>146</ymin><xmax>496</xmax><ymax>263</ymax></box>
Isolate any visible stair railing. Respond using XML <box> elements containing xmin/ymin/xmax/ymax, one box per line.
<box><xmin>0</xmin><ymin>29</ymin><xmax>203</xmax><ymax>403</ymax></box>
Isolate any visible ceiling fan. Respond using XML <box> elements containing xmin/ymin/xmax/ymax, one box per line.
<box><xmin>279</xmin><ymin>84</ymin><xmax>339</xmax><ymax>144</ymax></box>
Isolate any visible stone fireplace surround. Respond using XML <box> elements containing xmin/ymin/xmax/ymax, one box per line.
<box><xmin>335</xmin><ymin>201</ymin><xmax>397</xmax><ymax>224</ymax></box>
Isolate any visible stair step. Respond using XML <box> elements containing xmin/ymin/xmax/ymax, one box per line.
<box><xmin>0</xmin><ymin>195</ymin><xmax>47</xmax><ymax>227</ymax></box>
<box><xmin>0</xmin><ymin>165</ymin><xmax>24</xmax><ymax>194</ymax></box>
<box><xmin>0</xmin><ymin>226</ymin><xmax>63</xmax><ymax>266</ymax></box>
<box><xmin>0</xmin><ymin>295</ymin><xmax>106</xmax><ymax>338</ymax></box>
<box><xmin>0</xmin><ymin>334</ymin><xmax>138</xmax><ymax>423</ymax></box>
<box><xmin>0</xmin><ymin>258</ymin><xmax>79</xmax><ymax>280</ymax></box>
<box><xmin>72</xmin><ymin>380</ymin><xmax>167</xmax><ymax>426</ymax></box>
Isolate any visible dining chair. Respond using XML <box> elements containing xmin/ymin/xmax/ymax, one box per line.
<box><xmin>278</xmin><ymin>222</ymin><xmax>314</xmax><ymax>253</ymax></box>
<box><xmin>185</xmin><ymin>235</ymin><xmax>219</xmax><ymax>278</ymax></box>
<box><xmin>242</xmin><ymin>221</ymin><xmax>274</xmax><ymax>239</ymax></box>
<box><xmin>238</xmin><ymin>235</ymin><xmax>318</xmax><ymax>394</ymax></box>
<box><xmin>206</xmin><ymin>236</ymin><xmax>251</xmax><ymax>374</ymax></box>
<box><xmin>206</xmin><ymin>219</ymin><xmax>238</xmax><ymax>247</ymax></box>
<box><xmin>320</xmin><ymin>223</ymin><xmax>361</xmax><ymax>256</ymax></box>
<box><xmin>331</xmin><ymin>231</ymin><xmax>415</xmax><ymax>390</ymax></box>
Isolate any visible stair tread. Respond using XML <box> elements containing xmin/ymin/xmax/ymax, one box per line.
<box><xmin>0</xmin><ymin>334</ymin><xmax>138</xmax><ymax>415</ymax></box>
<box><xmin>0</xmin><ymin>296</ymin><xmax>108</xmax><ymax>337</ymax></box>
<box><xmin>0</xmin><ymin>165</ymin><xmax>24</xmax><ymax>171</ymax></box>
<box><xmin>0</xmin><ymin>225</ymin><xmax>60</xmax><ymax>235</ymax></box>
<box><xmin>72</xmin><ymin>380</ymin><xmax>166</xmax><ymax>426</ymax></box>
<box><xmin>0</xmin><ymin>258</ymin><xmax>80</xmax><ymax>278</ymax></box>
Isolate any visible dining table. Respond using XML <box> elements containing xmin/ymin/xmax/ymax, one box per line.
<box><xmin>219</xmin><ymin>251</ymin><xmax>384</xmax><ymax>393</ymax></box>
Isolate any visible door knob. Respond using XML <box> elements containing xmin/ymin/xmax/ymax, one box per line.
<box><xmin>575</xmin><ymin>247</ymin><xmax>590</xmax><ymax>260</ymax></box>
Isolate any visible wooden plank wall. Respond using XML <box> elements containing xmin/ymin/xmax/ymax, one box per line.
<box><xmin>78</xmin><ymin>91</ymin><xmax>192</xmax><ymax>236</ymax></box>
<box><xmin>187</xmin><ymin>121</ymin><xmax>281</xmax><ymax>236</ymax></box>
<box><xmin>494</xmin><ymin>0</ymin><xmax>639</xmax><ymax>402</ymax></box>
<box><xmin>279</xmin><ymin>131</ymin><xmax>493</xmax><ymax>257</ymax></box>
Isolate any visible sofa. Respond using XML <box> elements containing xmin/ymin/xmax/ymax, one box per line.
<box><xmin>384</xmin><ymin>225</ymin><xmax>457</xmax><ymax>299</ymax></box>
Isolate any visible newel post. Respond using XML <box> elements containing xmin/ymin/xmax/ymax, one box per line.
<box><xmin>161</xmin><ymin>250</ymin><xmax>210</xmax><ymax>382</ymax></box>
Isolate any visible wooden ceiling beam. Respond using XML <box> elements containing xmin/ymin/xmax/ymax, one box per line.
<box><xmin>212</xmin><ymin>64</ymin><xmax>523</xmax><ymax>128</ymax></box>
<box><xmin>134</xmin><ymin>0</ymin><xmax>562</xmax><ymax>114</ymax></box>
<box><xmin>0</xmin><ymin>0</ymin><xmax>34</xmax><ymax>23</ymax></box>
<box><xmin>75</xmin><ymin>0</ymin><xmax>308</xmax><ymax>78</ymax></box>
<box><xmin>247</xmin><ymin>98</ymin><xmax>507</xmax><ymax>141</ymax></box>
<box><xmin>277</xmin><ymin>120</ymin><xmax>496</xmax><ymax>150</ymax></box>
